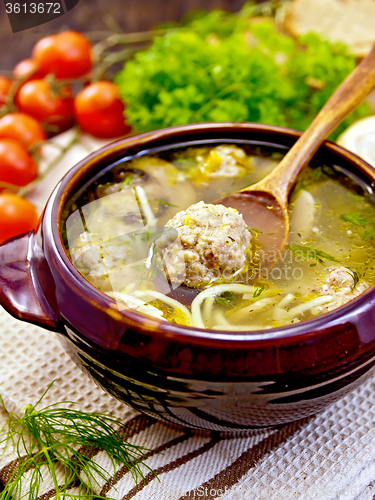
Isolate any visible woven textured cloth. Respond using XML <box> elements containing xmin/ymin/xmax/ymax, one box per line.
<box><xmin>1</xmin><ymin>130</ymin><xmax>375</xmax><ymax>499</ymax></box>
<box><xmin>1</xmin><ymin>308</ymin><xmax>375</xmax><ymax>499</ymax></box>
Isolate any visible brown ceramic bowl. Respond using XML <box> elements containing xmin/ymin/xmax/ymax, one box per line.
<box><xmin>1</xmin><ymin>123</ymin><xmax>375</xmax><ymax>432</ymax></box>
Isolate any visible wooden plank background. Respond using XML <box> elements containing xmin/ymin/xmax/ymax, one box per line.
<box><xmin>0</xmin><ymin>0</ymin><xmax>255</xmax><ymax>70</ymax></box>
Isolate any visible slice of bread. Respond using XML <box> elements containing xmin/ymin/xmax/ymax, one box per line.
<box><xmin>285</xmin><ymin>0</ymin><xmax>375</xmax><ymax>57</ymax></box>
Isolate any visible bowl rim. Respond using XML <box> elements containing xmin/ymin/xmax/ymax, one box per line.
<box><xmin>48</xmin><ymin>122</ymin><xmax>375</xmax><ymax>346</ymax></box>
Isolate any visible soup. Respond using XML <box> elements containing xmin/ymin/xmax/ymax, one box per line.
<box><xmin>61</xmin><ymin>142</ymin><xmax>375</xmax><ymax>331</ymax></box>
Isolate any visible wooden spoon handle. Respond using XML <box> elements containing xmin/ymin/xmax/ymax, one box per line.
<box><xmin>249</xmin><ymin>43</ymin><xmax>375</xmax><ymax>206</ymax></box>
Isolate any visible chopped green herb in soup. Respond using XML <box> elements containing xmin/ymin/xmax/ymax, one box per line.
<box><xmin>62</xmin><ymin>143</ymin><xmax>375</xmax><ymax>331</ymax></box>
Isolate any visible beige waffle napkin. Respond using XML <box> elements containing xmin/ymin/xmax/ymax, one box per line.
<box><xmin>1</xmin><ymin>306</ymin><xmax>375</xmax><ymax>500</ymax></box>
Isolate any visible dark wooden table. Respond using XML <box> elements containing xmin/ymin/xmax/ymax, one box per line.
<box><xmin>0</xmin><ymin>0</ymin><xmax>252</xmax><ymax>70</ymax></box>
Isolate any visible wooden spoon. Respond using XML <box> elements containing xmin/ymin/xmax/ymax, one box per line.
<box><xmin>217</xmin><ymin>44</ymin><xmax>375</xmax><ymax>268</ymax></box>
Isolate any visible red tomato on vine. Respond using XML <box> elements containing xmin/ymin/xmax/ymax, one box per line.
<box><xmin>0</xmin><ymin>113</ymin><xmax>46</xmax><ymax>150</ymax></box>
<box><xmin>0</xmin><ymin>193</ymin><xmax>39</xmax><ymax>244</ymax></box>
<box><xmin>74</xmin><ymin>81</ymin><xmax>131</xmax><ymax>138</ymax></box>
<box><xmin>13</xmin><ymin>58</ymin><xmax>42</xmax><ymax>81</ymax></box>
<box><xmin>33</xmin><ymin>31</ymin><xmax>93</xmax><ymax>80</ymax></box>
<box><xmin>16</xmin><ymin>79</ymin><xmax>74</xmax><ymax>130</ymax></box>
<box><xmin>0</xmin><ymin>138</ymin><xmax>38</xmax><ymax>187</ymax></box>
<box><xmin>0</xmin><ymin>76</ymin><xmax>12</xmax><ymax>106</ymax></box>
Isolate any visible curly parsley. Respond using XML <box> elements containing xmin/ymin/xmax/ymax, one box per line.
<box><xmin>115</xmin><ymin>12</ymin><xmax>370</xmax><ymax>138</ymax></box>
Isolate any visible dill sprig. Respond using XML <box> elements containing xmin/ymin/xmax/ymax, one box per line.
<box><xmin>294</xmin><ymin>164</ymin><xmax>336</xmax><ymax>194</ymax></box>
<box><xmin>215</xmin><ymin>291</ymin><xmax>234</xmax><ymax>307</ymax></box>
<box><xmin>309</xmin><ymin>165</ymin><xmax>335</xmax><ymax>182</ymax></box>
<box><xmin>287</xmin><ymin>244</ymin><xmax>340</xmax><ymax>266</ymax></box>
<box><xmin>120</xmin><ymin>174</ymin><xmax>133</xmax><ymax>190</ymax></box>
<box><xmin>154</xmin><ymin>198</ymin><xmax>178</xmax><ymax>207</ymax></box>
<box><xmin>253</xmin><ymin>285</ymin><xmax>266</xmax><ymax>298</ymax></box>
<box><xmin>0</xmin><ymin>384</ymin><xmax>156</xmax><ymax>500</ymax></box>
<box><xmin>341</xmin><ymin>211</ymin><xmax>375</xmax><ymax>241</ymax></box>
<box><xmin>346</xmin><ymin>269</ymin><xmax>362</xmax><ymax>291</ymax></box>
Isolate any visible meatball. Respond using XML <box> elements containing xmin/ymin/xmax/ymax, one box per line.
<box><xmin>326</xmin><ymin>267</ymin><xmax>360</xmax><ymax>290</ymax></box>
<box><xmin>156</xmin><ymin>201</ymin><xmax>251</xmax><ymax>288</ymax></box>
<box><xmin>70</xmin><ymin>231</ymin><xmax>130</xmax><ymax>279</ymax></box>
<box><xmin>319</xmin><ymin>266</ymin><xmax>369</xmax><ymax>312</ymax></box>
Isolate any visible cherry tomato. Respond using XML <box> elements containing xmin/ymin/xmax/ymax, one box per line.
<box><xmin>74</xmin><ymin>81</ymin><xmax>131</xmax><ymax>139</ymax></box>
<box><xmin>13</xmin><ymin>58</ymin><xmax>41</xmax><ymax>81</ymax></box>
<box><xmin>0</xmin><ymin>113</ymin><xmax>46</xmax><ymax>150</ymax></box>
<box><xmin>0</xmin><ymin>76</ymin><xmax>12</xmax><ymax>106</ymax></box>
<box><xmin>33</xmin><ymin>31</ymin><xmax>93</xmax><ymax>80</ymax></box>
<box><xmin>16</xmin><ymin>79</ymin><xmax>74</xmax><ymax>130</ymax></box>
<box><xmin>0</xmin><ymin>138</ymin><xmax>37</xmax><ymax>187</ymax></box>
<box><xmin>0</xmin><ymin>193</ymin><xmax>39</xmax><ymax>244</ymax></box>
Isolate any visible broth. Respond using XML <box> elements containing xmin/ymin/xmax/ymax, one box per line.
<box><xmin>61</xmin><ymin>142</ymin><xmax>375</xmax><ymax>331</ymax></box>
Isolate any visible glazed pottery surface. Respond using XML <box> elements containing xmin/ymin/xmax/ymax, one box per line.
<box><xmin>1</xmin><ymin>123</ymin><xmax>375</xmax><ymax>432</ymax></box>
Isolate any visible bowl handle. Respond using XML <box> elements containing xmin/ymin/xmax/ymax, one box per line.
<box><xmin>0</xmin><ymin>231</ymin><xmax>60</xmax><ymax>331</ymax></box>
